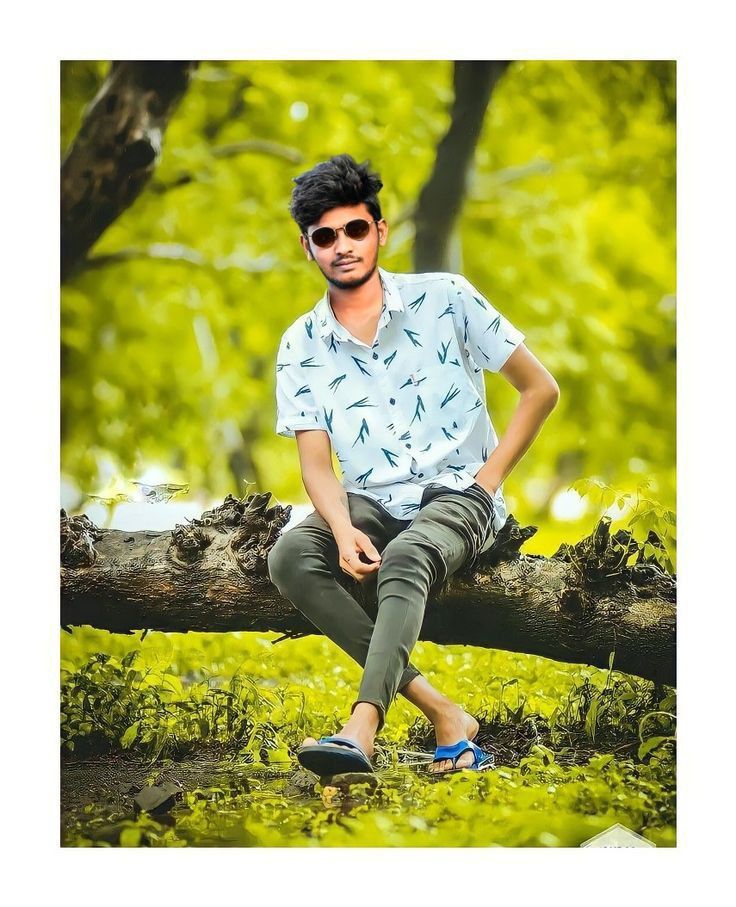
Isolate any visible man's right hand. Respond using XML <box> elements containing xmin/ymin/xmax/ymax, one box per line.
<box><xmin>335</xmin><ymin>528</ymin><xmax>382</xmax><ymax>582</ymax></box>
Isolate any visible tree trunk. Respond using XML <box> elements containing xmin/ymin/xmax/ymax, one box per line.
<box><xmin>413</xmin><ymin>61</ymin><xmax>510</xmax><ymax>272</ymax></box>
<box><xmin>60</xmin><ymin>494</ymin><xmax>676</xmax><ymax>686</ymax></box>
<box><xmin>61</xmin><ymin>61</ymin><xmax>197</xmax><ymax>280</ymax></box>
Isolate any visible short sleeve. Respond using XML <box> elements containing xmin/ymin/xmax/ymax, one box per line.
<box><xmin>274</xmin><ymin>333</ymin><xmax>328</xmax><ymax>439</ymax></box>
<box><xmin>448</xmin><ymin>274</ymin><xmax>525</xmax><ymax>372</ymax></box>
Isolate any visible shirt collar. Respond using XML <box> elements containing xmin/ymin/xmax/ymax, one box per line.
<box><xmin>314</xmin><ymin>267</ymin><xmax>404</xmax><ymax>343</ymax></box>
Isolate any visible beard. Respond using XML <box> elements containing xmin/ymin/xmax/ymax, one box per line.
<box><xmin>319</xmin><ymin>253</ymin><xmax>378</xmax><ymax>290</ymax></box>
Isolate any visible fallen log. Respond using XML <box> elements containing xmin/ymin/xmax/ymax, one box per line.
<box><xmin>60</xmin><ymin>493</ymin><xmax>676</xmax><ymax>686</ymax></box>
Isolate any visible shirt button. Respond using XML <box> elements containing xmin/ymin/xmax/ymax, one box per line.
<box><xmin>405</xmin><ymin>444</ymin><xmax>411</xmax><ymax>449</ymax></box>
<box><xmin>372</xmin><ymin>352</ymin><xmax>378</xmax><ymax>359</ymax></box>
<box><xmin>389</xmin><ymin>398</ymin><xmax>396</xmax><ymax>405</ymax></box>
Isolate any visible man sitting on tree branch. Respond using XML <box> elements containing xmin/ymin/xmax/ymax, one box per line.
<box><xmin>268</xmin><ymin>153</ymin><xmax>559</xmax><ymax>775</ymax></box>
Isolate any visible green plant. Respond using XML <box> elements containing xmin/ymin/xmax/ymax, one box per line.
<box><xmin>570</xmin><ymin>477</ymin><xmax>676</xmax><ymax>574</ymax></box>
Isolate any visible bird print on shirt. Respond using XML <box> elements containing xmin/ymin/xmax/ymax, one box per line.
<box><xmin>352</xmin><ymin>418</ymin><xmax>370</xmax><ymax>447</ymax></box>
<box><xmin>410</xmin><ymin>396</ymin><xmax>425</xmax><ymax>425</ymax></box>
<box><xmin>323</xmin><ymin>408</ymin><xmax>334</xmax><ymax>434</ymax></box>
<box><xmin>274</xmin><ymin>268</ymin><xmax>525</xmax><ymax>542</ymax></box>
<box><xmin>347</xmin><ymin>397</ymin><xmax>377</xmax><ymax>409</ymax></box>
<box><xmin>440</xmin><ymin>384</ymin><xmax>461</xmax><ymax>408</ymax></box>
<box><xmin>352</xmin><ymin>356</ymin><xmax>372</xmax><ymax>376</ymax></box>
<box><xmin>382</xmin><ymin>447</ymin><xmax>400</xmax><ymax>468</ymax></box>
<box><xmin>408</xmin><ymin>292</ymin><xmax>426</xmax><ymax>312</ymax></box>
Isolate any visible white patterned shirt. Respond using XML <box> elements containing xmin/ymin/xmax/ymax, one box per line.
<box><xmin>274</xmin><ymin>267</ymin><xmax>525</xmax><ymax>550</ymax></box>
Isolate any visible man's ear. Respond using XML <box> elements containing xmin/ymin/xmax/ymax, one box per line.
<box><xmin>300</xmin><ymin>234</ymin><xmax>313</xmax><ymax>260</ymax></box>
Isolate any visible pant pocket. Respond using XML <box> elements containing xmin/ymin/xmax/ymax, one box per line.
<box><xmin>460</xmin><ymin>485</ymin><xmax>496</xmax><ymax>565</ymax></box>
<box><xmin>419</xmin><ymin>483</ymin><xmax>444</xmax><ymax>510</ymax></box>
<box><xmin>464</xmin><ymin>482</ymin><xmax>496</xmax><ymax>519</ymax></box>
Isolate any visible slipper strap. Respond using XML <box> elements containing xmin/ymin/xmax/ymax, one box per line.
<box><xmin>432</xmin><ymin>738</ymin><xmax>473</xmax><ymax>766</ymax></box>
<box><xmin>467</xmin><ymin>740</ymin><xmax>494</xmax><ymax>767</ymax></box>
<box><xmin>318</xmin><ymin>735</ymin><xmax>369</xmax><ymax>759</ymax></box>
<box><xmin>433</xmin><ymin>738</ymin><xmax>492</xmax><ymax>769</ymax></box>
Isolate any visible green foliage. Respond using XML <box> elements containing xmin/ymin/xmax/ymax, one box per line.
<box><xmin>61</xmin><ymin>647</ymin><xmax>301</xmax><ymax>762</ymax></box>
<box><xmin>60</xmin><ymin>60</ymin><xmax>675</xmax><ymax>558</ymax></box>
<box><xmin>61</xmin><ymin>628</ymin><xmax>675</xmax><ymax>847</ymax></box>
<box><xmin>570</xmin><ymin>476</ymin><xmax>676</xmax><ymax>573</ymax></box>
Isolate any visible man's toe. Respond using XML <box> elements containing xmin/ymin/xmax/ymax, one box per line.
<box><xmin>430</xmin><ymin>749</ymin><xmax>476</xmax><ymax>772</ymax></box>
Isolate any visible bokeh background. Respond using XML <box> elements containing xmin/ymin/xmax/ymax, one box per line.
<box><xmin>60</xmin><ymin>60</ymin><xmax>676</xmax><ymax>848</ymax></box>
<box><xmin>61</xmin><ymin>60</ymin><xmax>675</xmax><ymax>558</ymax></box>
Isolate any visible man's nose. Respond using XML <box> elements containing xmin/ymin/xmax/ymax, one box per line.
<box><xmin>333</xmin><ymin>228</ymin><xmax>354</xmax><ymax>255</ymax></box>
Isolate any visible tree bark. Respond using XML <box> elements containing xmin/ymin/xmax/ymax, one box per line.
<box><xmin>60</xmin><ymin>493</ymin><xmax>676</xmax><ymax>686</ymax></box>
<box><xmin>413</xmin><ymin>61</ymin><xmax>510</xmax><ymax>272</ymax></box>
<box><xmin>61</xmin><ymin>61</ymin><xmax>197</xmax><ymax>280</ymax></box>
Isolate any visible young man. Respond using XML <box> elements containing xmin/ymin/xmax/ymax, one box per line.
<box><xmin>267</xmin><ymin>154</ymin><xmax>559</xmax><ymax>775</ymax></box>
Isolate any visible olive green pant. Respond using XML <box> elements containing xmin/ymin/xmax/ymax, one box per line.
<box><xmin>267</xmin><ymin>481</ymin><xmax>497</xmax><ymax>733</ymax></box>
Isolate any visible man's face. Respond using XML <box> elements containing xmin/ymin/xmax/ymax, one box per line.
<box><xmin>300</xmin><ymin>202</ymin><xmax>388</xmax><ymax>291</ymax></box>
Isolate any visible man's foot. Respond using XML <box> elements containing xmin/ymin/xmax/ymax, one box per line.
<box><xmin>300</xmin><ymin>716</ymin><xmax>376</xmax><ymax>760</ymax></box>
<box><xmin>428</xmin><ymin>705</ymin><xmax>480</xmax><ymax>773</ymax></box>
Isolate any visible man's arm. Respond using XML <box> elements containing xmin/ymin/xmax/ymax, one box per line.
<box><xmin>473</xmin><ymin>343</ymin><xmax>560</xmax><ymax>496</ymax></box>
<box><xmin>294</xmin><ymin>429</ymin><xmax>353</xmax><ymax>538</ymax></box>
<box><xmin>294</xmin><ymin>429</ymin><xmax>382</xmax><ymax>582</ymax></box>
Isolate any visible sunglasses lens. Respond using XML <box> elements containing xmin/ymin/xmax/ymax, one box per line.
<box><xmin>311</xmin><ymin>227</ymin><xmax>337</xmax><ymax>248</ymax></box>
<box><xmin>344</xmin><ymin>219</ymin><xmax>371</xmax><ymax>240</ymax></box>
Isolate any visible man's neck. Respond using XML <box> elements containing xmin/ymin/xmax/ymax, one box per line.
<box><xmin>328</xmin><ymin>269</ymin><xmax>383</xmax><ymax>314</ymax></box>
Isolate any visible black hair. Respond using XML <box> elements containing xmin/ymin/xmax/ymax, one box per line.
<box><xmin>289</xmin><ymin>153</ymin><xmax>383</xmax><ymax>233</ymax></box>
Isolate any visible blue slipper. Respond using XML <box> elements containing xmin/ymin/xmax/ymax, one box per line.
<box><xmin>296</xmin><ymin>735</ymin><xmax>374</xmax><ymax>776</ymax></box>
<box><xmin>429</xmin><ymin>738</ymin><xmax>495</xmax><ymax>775</ymax></box>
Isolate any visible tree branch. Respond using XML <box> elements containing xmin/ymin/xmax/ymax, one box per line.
<box><xmin>414</xmin><ymin>61</ymin><xmax>510</xmax><ymax>272</ymax></box>
<box><xmin>60</xmin><ymin>494</ymin><xmax>676</xmax><ymax>686</ymax></box>
<box><xmin>149</xmin><ymin>139</ymin><xmax>305</xmax><ymax>194</ymax></box>
<box><xmin>61</xmin><ymin>61</ymin><xmax>197</xmax><ymax>281</ymax></box>
<box><xmin>79</xmin><ymin>243</ymin><xmax>278</xmax><ymax>274</ymax></box>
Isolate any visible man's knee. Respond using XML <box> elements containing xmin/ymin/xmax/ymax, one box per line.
<box><xmin>381</xmin><ymin>527</ymin><xmax>465</xmax><ymax>594</ymax></box>
<box><xmin>379</xmin><ymin>531</ymin><xmax>444</xmax><ymax>577</ymax></box>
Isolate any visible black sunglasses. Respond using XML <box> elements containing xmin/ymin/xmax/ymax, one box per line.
<box><xmin>306</xmin><ymin>218</ymin><xmax>380</xmax><ymax>249</ymax></box>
